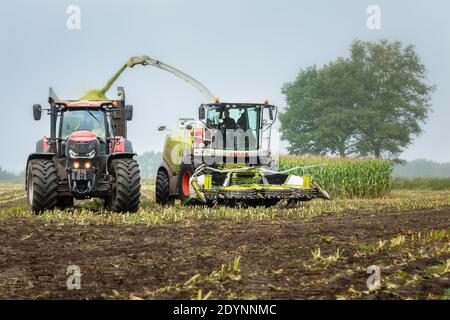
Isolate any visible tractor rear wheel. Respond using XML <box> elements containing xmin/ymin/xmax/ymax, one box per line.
<box><xmin>26</xmin><ymin>159</ymin><xmax>58</xmax><ymax>214</ymax></box>
<box><xmin>107</xmin><ymin>158</ymin><xmax>141</xmax><ymax>213</ymax></box>
<box><xmin>155</xmin><ymin>168</ymin><xmax>173</xmax><ymax>205</ymax></box>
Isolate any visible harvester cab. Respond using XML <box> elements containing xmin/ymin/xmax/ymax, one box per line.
<box><xmin>194</xmin><ymin>102</ymin><xmax>277</xmax><ymax>166</ymax></box>
<box><xmin>156</xmin><ymin>100</ymin><xmax>330</xmax><ymax>206</ymax></box>
<box><xmin>26</xmin><ymin>87</ymin><xmax>141</xmax><ymax>213</ymax></box>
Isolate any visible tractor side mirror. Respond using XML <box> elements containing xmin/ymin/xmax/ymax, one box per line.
<box><xmin>198</xmin><ymin>106</ymin><xmax>206</xmax><ymax>120</ymax></box>
<box><xmin>33</xmin><ymin>104</ymin><xmax>42</xmax><ymax>121</ymax></box>
<box><xmin>268</xmin><ymin>107</ymin><xmax>274</xmax><ymax>121</ymax></box>
<box><xmin>125</xmin><ymin>105</ymin><xmax>133</xmax><ymax>121</ymax></box>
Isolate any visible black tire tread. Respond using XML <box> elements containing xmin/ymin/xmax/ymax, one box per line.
<box><xmin>27</xmin><ymin>159</ymin><xmax>58</xmax><ymax>213</ymax></box>
<box><xmin>155</xmin><ymin>168</ymin><xmax>172</xmax><ymax>205</ymax></box>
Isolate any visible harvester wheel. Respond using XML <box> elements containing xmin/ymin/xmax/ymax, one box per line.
<box><xmin>156</xmin><ymin>168</ymin><xmax>172</xmax><ymax>205</ymax></box>
<box><xmin>178</xmin><ymin>164</ymin><xmax>194</xmax><ymax>204</ymax></box>
<box><xmin>108</xmin><ymin>158</ymin><xmax>141</xmax><ymax>213</ymax></box>
<box><xmin>26</xmin><ymin>159</ymin><xmax>58</xmax><ymax>214</ymax></box>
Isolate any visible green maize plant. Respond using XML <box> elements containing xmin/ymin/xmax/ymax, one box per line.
<box><xmin>279</xmin><ymin>156</ymin><xmax>393</xmax><ymax>198</ymax></box>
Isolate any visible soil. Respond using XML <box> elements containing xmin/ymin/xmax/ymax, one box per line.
<box><xmin>0</xmin><ymin>200</ymin><xmax>449</xmax><ymax>299</ymax></box>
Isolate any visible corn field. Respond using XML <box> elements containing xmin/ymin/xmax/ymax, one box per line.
<box><xmin>279</xmin><ymin>156</ymin><xmax>392</xmax><ymax>198</ymax></box>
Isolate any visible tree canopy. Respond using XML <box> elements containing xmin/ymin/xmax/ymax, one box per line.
<box><xmin>280</xmin><ymin>40</ymin><xmax>434</xmax><ymax>160</ymax></box>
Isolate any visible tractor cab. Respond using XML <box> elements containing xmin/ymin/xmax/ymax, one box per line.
<box><xmin>32</xmin><ymin>88</ymin><xmax>133</xmax><ymax>156</ymax></box>
<box><xmin>54</xmin><ymin>101</ymin><xmax>132</xmax><ymax>157</ymax></box>
<box><xmin>59</xmin><ymin>105</ymin><xmax>112</xmax><ymax>157</ymax></box>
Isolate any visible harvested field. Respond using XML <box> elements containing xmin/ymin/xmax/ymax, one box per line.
<box><xmin>0</xmin><ymin>183</ymin><xmax>449</xmax><ymax>300</ymax></box>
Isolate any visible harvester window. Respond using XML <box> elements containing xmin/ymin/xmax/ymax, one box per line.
<box><xmin>206</xmin><ymin>105</ymin><xmax>260</xmax><ymax>151</ymax></box>
<box><xmin>207</xmin><ymin>110</ymin><xmax>219</xmax><ymax>126</ymax></box>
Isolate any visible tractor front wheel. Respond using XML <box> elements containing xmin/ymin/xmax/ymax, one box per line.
<box><xmin>107</xmin><ymin>158</ymin><xmax>141</xmax><ymax>213</ymax></box>
<box><xmin>155</xmin><ymin>168</ymin><xmax>173</xmax><ymax>205</ymax></box>
<box><xmin>26</xmin><ymin>159</ymin><xmax>58</xmax><ymax>214</ymax></box>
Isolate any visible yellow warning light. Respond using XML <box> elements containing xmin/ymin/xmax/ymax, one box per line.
<box><xmin>264</xmin><ymin>97</ymin><xmax>269</xmax><ymax>104</ymax></box>
<box><xmin>214</xmin><ymin>97</ymin><xmax>220</xmax><ymax>103</ymax></box>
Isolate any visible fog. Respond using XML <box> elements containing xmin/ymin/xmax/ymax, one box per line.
<box><xmin>0</xmin><ymin>0</ymin><xmax>449</xmax><ymax>171</ymax></box>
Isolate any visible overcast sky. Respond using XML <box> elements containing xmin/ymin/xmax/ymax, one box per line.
<box><xmin>0</xmin><ymin>0</ymin><xmax>449</xmax><ymax>171</ymax></box>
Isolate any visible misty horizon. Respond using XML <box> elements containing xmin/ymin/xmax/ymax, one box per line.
<box><xmin>1</xmin><ymin>0</ymin><xmax>449</xmax><ymax>171</ymax></box>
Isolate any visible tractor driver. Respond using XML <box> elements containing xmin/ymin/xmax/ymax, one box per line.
<box><xmin>80</xmin><ymin>114</ymin><xmax>105</xmax><ymax>139</ymax></box>
<box><xmin>62</xmin><ymin>113</ymin><xmax>82</xmax><ymax>139</ymax></box>
<box><xmin>237</xmin><ymin>109</ymin><xmax>248</xmax><ymax>130</ymax></box>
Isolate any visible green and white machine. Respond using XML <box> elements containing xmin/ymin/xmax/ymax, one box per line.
<box><xmin>125</xmin><ymin>55</ymin><xmax>330</xmax><ymax>206</ymax></box>
<box><xmin>155</xmin><ymin>102</ymin><xmax>330</xmax><ymax>206</ymax></box>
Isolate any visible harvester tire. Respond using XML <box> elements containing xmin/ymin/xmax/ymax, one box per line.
<box><xmin>156</xmin><ymin>168</ymin><xmax>172</xmax><ymax>205</ymax></box>
<box><xmin>178</xmin><ymin>164</ymin><xmax>195</xmax><ymax>204</ymax></box>
<box><xmin>108</xmin><ymin>158</ymin><xmax>141</xmax><ymax>213</ymax></box>
<box><xmin>26</xmin><ymin>159</ymin><xmax>58</xmax><ymax>214</ymax></box>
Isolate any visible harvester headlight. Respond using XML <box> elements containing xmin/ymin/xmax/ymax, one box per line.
<box><xmin>85</xmin><ymin>161</ymin><xmax>92</xmax><ymax>169</ymax></box>
<box><xmin>73</xmin><ymin>161</ymin><xmax>80</xmax><ymax>169</ymax></box>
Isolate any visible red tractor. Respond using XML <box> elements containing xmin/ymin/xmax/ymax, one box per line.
<box><xmin>26</xmin><ymin>87</ymin><xmax>141</xmax><ymax>213</ymax></box>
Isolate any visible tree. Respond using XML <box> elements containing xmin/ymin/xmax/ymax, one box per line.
<box><xmin>280</xmin><ymin>40</ymin><xmax>434</xmax><ymax>160</ymax></box>
<box><xmin>350</xmin><ymin>40</ymin><xmax>434</xmax><ymax>159</ymax></box>
<box><xmin>280</xmin><ymin>58</ymin><xmax>366</xmax><ymax>157</ymax></box>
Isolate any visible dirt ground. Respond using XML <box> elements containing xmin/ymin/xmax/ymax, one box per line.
<box><xmin>0</xmin><ymin>200</ymin><xmax>449</xmax><ymax>299</ymax></box>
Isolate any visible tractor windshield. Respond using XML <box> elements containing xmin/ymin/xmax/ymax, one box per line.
<box><xmin>61</xmin><ymin>109</ymin><xmax>107</xmax><ymax>140</ymax></box>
